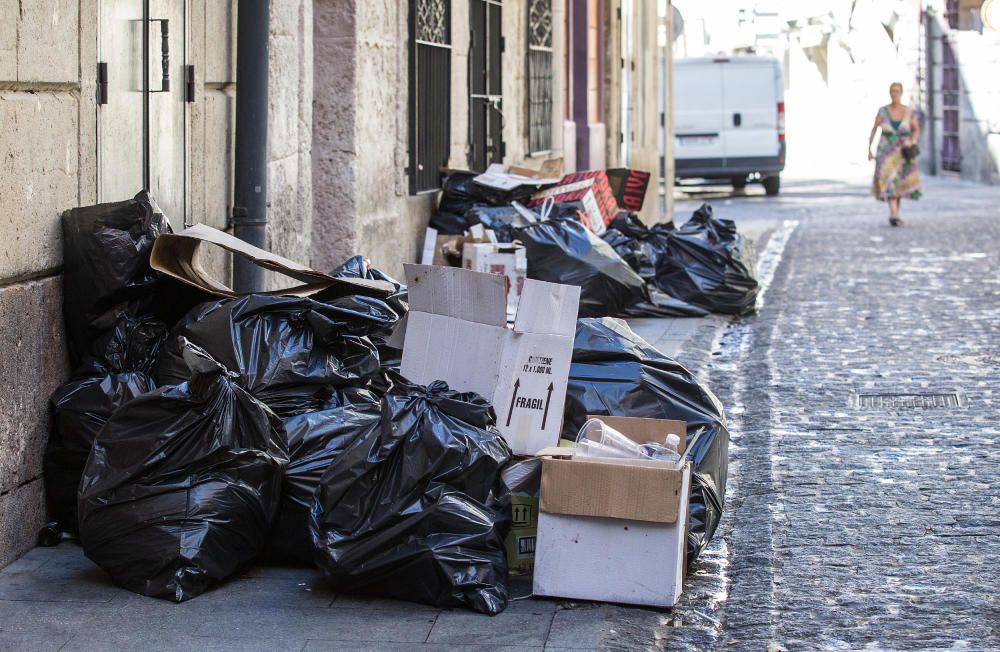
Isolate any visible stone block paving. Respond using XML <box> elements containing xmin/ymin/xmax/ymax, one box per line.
<box><xmin>662</xmin><ymin>177</ymin><xmax>1000</xmax><ymax>650</ymax></box>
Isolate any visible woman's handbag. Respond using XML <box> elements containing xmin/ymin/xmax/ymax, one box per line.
<box><xmin>902</xmin><ymin>143</ymin><xmax>920</xmax><ymax>162</ymax></box>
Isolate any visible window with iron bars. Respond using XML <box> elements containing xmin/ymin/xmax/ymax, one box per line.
<box><xmin>527</xmin><ymin>0</ymin><xmax>553</xmax><ymax>154</ymax></box>
<box><xmin>409</xmin><ymin>0</ymin><xmax>452</xmax><ymax>194</ymax></box>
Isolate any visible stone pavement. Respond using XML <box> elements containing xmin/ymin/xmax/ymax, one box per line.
<box><xmin>3</xmin><ymin>175</ymin><xmax>999</xmax><ymax>651</ymax></box>
<box><xmin>661</xmin><ymin>175</ymin><xmax>1000</xmax><ymax>650</ymax></box>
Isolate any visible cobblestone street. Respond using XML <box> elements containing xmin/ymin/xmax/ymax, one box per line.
<box><xmin>1</xmin><ymin>176</ymin><xmax>998</xmax><ymax>651</ymax></box>
<box><xmin>662</xmin><ymin>175</ymin><xmax>1000</xmax><ymax>650</ymax></box>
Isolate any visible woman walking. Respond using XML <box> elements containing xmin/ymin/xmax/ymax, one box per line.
<box><xmin>868</xmin><ymin>82</ymin><xmax>923</xmax><ymax>226</ymax></box>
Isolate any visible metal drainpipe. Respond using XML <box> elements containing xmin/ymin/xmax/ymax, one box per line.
<box><xmin>232</xmin><ymin>0</ymin><xmax>270</xmax><ymax>293</ymax></box>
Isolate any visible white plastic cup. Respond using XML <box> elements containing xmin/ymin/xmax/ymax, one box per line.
<box><xmin>576</xmin><ymin>418</ymin><xmax>645</xmax><ymax>459</ymax></box>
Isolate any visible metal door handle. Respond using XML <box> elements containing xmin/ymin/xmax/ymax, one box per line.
<box><xmin>150</xmin><ymin>19</ymin><xmax>170</xmax><ymax>92</ymax></box>
<box><xmin>733</xmin><ymin>112</ymin><xmax>741</xmax><ymax>127</ymax></box>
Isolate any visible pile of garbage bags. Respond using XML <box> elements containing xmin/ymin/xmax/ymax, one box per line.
<box><xmin>562</xmin><ymin>317</ymin><xmax>730</xmax><ymax>562</ymax></box>
<box><xmin>429</xmin><ymin>167</ymin><xmax>758</xmax><ymax>318</ymax></box>
<box><xmin>43</xmin><ymin>186</ymin><xmax>735</xmax><ymax>613</ymax></box>
<box><xmin>653</xmin><ymin>204</ymin><xmax>759</xmax><ymax>316</ymax></box>
<box><xmin>44</xmin><ymin>194</ymin><xmax>515</xmax><ymax>613</ymax></box>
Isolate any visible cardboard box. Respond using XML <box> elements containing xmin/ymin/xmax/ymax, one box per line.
<box><xmin>606</xmin><ymin>168</ymin><xmax>652</xmax><ymax>213</ymax></box>
<box><xmin>501</xmin><ymin>457</ymin><xmax>541</xmax><ymax>575</ymax></box>
<box><xmin>150</xmin><ymin>223</ymin><xmax>394</xmax><ymax>299</ymax></box>
<box><xmin>400</xmin><ymin>265</ymin><xmax>581</xmax><ymax>456</ymax></box>
<box><xmin>462</xmin><ymin>242</ymin><xmax>528</xmax><ymax>320</ymax></box>
<box><xmin>421</xmin><ymin>225</ymin><xmax>496</xmax><ymax>267</ymax></box>
<box><xmin>527</xmin><ymin>171</ymin><xmax>619</xmax><ymax>235</ymax></box>
<box><xmin>532</xmin><ymin>416</ymin><xmax>691</xmax><ymax>608</ymax></box>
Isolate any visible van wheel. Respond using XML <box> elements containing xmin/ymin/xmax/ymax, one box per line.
<box><xmin>731</xmin><ymin>176</ymin><xmax>747</xmax><ymax>191</ymax></box>
<box><xmin>763</xmin><ymin>175</ymin><xmax>780</xmax><ymax>196</ymax></box>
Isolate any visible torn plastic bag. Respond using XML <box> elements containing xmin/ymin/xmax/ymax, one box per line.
<box><xmin>513</xmin><ymin>216</ymin><xmax>649</xmax><ymax>318</ymax></box>
<box><xmin>155</xmin><ymin>294</ymin><xmax>395</xmax><ymax>417</ymax></box>
<box><xmin>655</xmin><ymin>203</ymin><xmax>758</xmax><ymax>316</ymax></box>
<box><xmin>310</xmin><ymin>374</ymin><xmax>512</xmax><ymax>615</ymax></box>
<box><xmin>44</xmin><ymin>372</ymin><xmax>156</xmax><ymax>534</ymax></box>
<box><xmin>267</xmin><ymin>394</ymin><xmax>382</xmax><ymax>563</ymax></box>
<box><xmin>563</xmin><ymin>318</ymin><xmax>729</xmax><ymax>563</ymax></box>
<box><xmin>78</xmin><ymin>342</ymin><xmax>288</xmax><ymax>602</ymax></box>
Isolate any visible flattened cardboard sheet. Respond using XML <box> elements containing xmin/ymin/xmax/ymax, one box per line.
<box><xmin>150</xmin><ymin>223</ymin><xmax>393</xmax><ymax>298</ymax></box>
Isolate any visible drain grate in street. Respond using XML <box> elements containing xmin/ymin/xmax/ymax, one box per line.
<box><xmin>853</xmin><ymin>393</ymin><xmax>962</xmax><ymax>409</ymax></box>
<box><xmin>937</xmin><ymin>351</ymin><xmax>1000</xmax><ymax>368</ymax></box>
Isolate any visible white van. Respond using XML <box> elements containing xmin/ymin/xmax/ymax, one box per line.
<box><xmin>673</xmin><ymin>56</ymin><xmax>785</xmax><ymax>195</ymax></box>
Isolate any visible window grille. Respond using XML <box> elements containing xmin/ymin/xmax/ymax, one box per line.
<box><xmin>409</xmin><ymin>0</ymin><xmax>452</xmax><ymax>193</ymax></box>
<box><xmin>527</xmin><ymin>0</ymin><xmax>553</xmax><ymax>154</ymax></box>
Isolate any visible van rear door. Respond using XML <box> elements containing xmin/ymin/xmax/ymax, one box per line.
<box><xmin>673</xmin><ymin>61</ymin><xmax>724</xmax><ymax>162</ymax></box>
<box><xmin>721</xmin><ymin>61</ymin><xmax>779</xmax><ymax>160</ymax></box>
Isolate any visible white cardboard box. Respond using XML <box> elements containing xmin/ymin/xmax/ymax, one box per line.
<box><xmin>532</xmin><ymin>416</ymin><xmax>691</xmax><ymax>608</ymax></box>
<box><xmin>462</xmin><ymin>242</ymin><xmax>528</xmax><ymax>320</ymax></box>
<box><xmin>400</xmin><ymin>264</ymin><xmax>581</xmax><ymax>455</ymax></box>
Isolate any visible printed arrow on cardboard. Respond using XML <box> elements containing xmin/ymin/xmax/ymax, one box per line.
<box><xmin>506</xmin><ymin>378</ymin><xmax>520</xmax><ymax>427</ymax></box>
<box><xmin>541</xmin><ymin>381</ymin><xmax>554</xmax><ymax>430</ymax></box>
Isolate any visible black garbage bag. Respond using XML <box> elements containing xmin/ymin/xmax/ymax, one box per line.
<box><xmin>514</xmin><ymin>216</ymin><xmax>649</xmax><ymax>318</ymax></box>
<box><xmin>78</xmin><ymin>342</ymin><xmax>288</xmax><ymax>602</ymax></box>
<box><xmin>155</xmin><ymin>294</ymin><xmax>395</xmax><ymax>417</ymax></box>
<box><xmin>74</xmin><ymin>307</ymin><xmax>170</xmax><ymax>375</ymax></box>
<box><xmin>61</xmin><ymin>191</ymin><xmax>168</xmax><ymax>365</ymax></box>
<box><xmin>329</xmin><ymin>256</ymin><xmax>409</xmax><ymax>366</ymax></box>
<box><xmin>563</xmin><ymin>318</ymin><xmax>729</xmax><ymax>563</ymax></box>
<box><xmin>606</xmin><ymin>211</ymin><xmax>673</xmax><ymax>281</ymax></box>
<box><xmin>432</xmin><ymin>171</ymin><xmax>546</xmax><ymax>234</ymax></box>
<box><xmin>655</xmin><ymin>203</ymin><xmax>758</xmax><ymax>316</ymax></box>
<box><xmin>44</xmin><ymin>372</ymin><xmax>156</xmax><ymax>534</ymax></box>
<box><xmin>267</xmin><ymin>394</ymin><xmax>382</xmax><ymax>563</ymax></box>
<box><xmin>465</xmin><ymin>206</ymin><xmax>535</xmax><ymax>243</ymax></box>
<box><xmin>600</xmin><ymin>228</ymin><xmax>642</xmax><ymax>271</ymax></box>
<box><xmin>310</xmin><ymin>375</ymin><xmax>512</xmax><ymax>615</ymax></box>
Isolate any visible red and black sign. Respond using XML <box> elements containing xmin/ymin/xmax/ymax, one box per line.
<box><xmin>606</xmin><ymin>168</ymin><xmax>652</xmax><ymax>212</ymax></box>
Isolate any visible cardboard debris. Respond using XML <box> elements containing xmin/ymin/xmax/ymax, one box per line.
<box><xmin>150</xmin><ymin>224</ymin><xmax>394</xmax><ymax>298</ymax></box>
<box><xmin>400</xmin><ymin>265</ymin><xmax>581</xmax><ymax>456</ymax></box>
<box><xmin>532</xmin><ymin>416</ymin><xmax>691</xmax><ymax>608</ymax></box>
<box><xmin>527</xmin><ymin>171</ymin><xmax>619</xmax><ymax>235</ymax></box>
<box><xmin>462</xmin><ymin>242</ymin><xmax>528</xmax><ymax>320</ymax></box>
<box><xmin>472</xmin><ymin>159</ymin><xmax>564</xmax><ymax>192</ymax></box>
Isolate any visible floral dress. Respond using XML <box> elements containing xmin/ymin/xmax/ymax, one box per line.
<box><xmin>872</xmin><ymin>105</ymin><xmax>923</xmax><ymax>201</ymax></box>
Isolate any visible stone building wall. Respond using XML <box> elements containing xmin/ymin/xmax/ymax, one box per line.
<box><xmin>0</xmin><ymin>1</ymin><xmax>313</xmax><ymax>568</ymax></box>
<box><xmin>312</xmin><ymin>0</ymin><xmax>567</xmax><ymax>279</ymax></box>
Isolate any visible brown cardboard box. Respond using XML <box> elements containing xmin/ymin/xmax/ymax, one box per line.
<box><xmin>533</xmin><ymin>416</ymin><xmax>691</xmax><ymax>607</ymax></box>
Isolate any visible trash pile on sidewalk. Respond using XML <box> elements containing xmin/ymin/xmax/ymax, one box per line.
<box><xmin>424</xmin><ymin>161</ymin><xmax>759</xmax><ymax>319</ymax></box>
<box><xmin>41</xmin><ymin>170</ymin><xmax>752</xmax><ymax>613</ymax></box>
